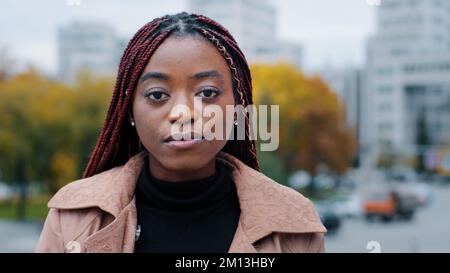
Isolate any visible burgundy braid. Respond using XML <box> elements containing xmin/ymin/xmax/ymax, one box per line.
<box><xmin>83</xmin><ymin>13</ymin><xmax>259</xmax><ymax>178</ymax></box>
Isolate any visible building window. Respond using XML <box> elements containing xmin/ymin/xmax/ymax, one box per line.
<box><xmin>377</xmin><ymin>67</ymin><xmax>393</xmax><ymax>76</ymax></box>
<box><xmin>378</xmin><ymin>103</ymin><xmax>392</xmax><ymax>112</ymax></box>
<box><xmin>378</xmin><ymin>86</ymin><xmax>392</xmax><ymax>94</ymax></box>
<box><xmin>379</xmin><ymin>122</ymin><xmax>393</xmax><ymax>132</ymax></box>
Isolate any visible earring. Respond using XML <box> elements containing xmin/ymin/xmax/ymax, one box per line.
<box><xmin>234</xmin><ymin>119</ymin><xmax>238</xmax><ymax>126</ymax></box>
<box><xmin>131</xmin><ymin>120</ymin><xmax>135</xmax><ymax>126</ymax></box>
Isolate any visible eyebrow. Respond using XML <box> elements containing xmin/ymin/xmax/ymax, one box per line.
<box><xmin>192</xmin><ymin>70</ymin><xmax>224</xmax><ymax>80</ymax></box>
<box><xmin>139</xmin><ymin>72</ymin><xmax>169</xmax><ymax>83</ymax></box>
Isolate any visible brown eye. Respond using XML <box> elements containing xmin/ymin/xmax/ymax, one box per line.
<box><xmin>196</xmin><ymin>88</ymin><xmax>220</xmax><ymax>99</ymax></box>
<box><xmin>145</xmin><ymin>90</ymin><xmax>170</xmax><ymax>102</ymax></box>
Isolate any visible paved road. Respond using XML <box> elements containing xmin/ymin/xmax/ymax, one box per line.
<box><xmin>325</xmin><ymin>183</ymin><xmax>450</xmax><ymax>253</ymax></box>
<box><xmin>0</xmin><ymin>220</ymin><xmax>42</xmax><ymax>253</ymax></box>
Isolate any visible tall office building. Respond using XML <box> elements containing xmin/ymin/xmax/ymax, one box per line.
<box><xmin>58</xmin><ymin>21</ymin><xmax>126</xmax><ymax>83</ymax></box>
<box><xmin>363</xmin><ymin>0</ymin><xmax>450</xmax><ymax>168</ymax></box>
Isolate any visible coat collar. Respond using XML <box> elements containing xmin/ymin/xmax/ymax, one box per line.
<box><xmin>48</xmin><ymin>151</ymin><xmax>146</xmax><ymax>218</ymax></box>
<box><xmin>48</xmin><ymin>151</ymin><xmax>325</xmax><ymax>252</ymax></box>
<box><xmin>216</xmin><ymin>152</ymin><xmax>326</xmax><ymax>242</ymax></box>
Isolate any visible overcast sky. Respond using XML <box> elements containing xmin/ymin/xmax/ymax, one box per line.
<box><xmin>0</xmin><ymin>0</ymin><xmax>378</xmax><ymax>74</ymax></box>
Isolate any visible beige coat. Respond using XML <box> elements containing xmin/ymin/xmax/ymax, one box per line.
<box><xmin>36</xmin><ymin>151</ymin><xmax>326</xmax><ymax>253</ymax></box>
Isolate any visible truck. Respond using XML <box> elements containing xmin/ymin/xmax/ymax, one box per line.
<box><xmin>363</xmin><ymin>189</ymin><xmax>421</xmax><ymax>222</ymax></box>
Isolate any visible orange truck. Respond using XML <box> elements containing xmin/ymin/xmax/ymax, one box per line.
<box><xmin>363</xmin><ymin>190</ymin><xmax>418</xmax><ymax>222</ymax></box>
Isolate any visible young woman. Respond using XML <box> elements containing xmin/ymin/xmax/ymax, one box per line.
<box><xmin>36</xmin><ymin>12</ymin><xmax>326</xmax><ymax>253</ymax></box>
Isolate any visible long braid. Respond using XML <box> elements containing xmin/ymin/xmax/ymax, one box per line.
<box><xmin>83</xmin><ymin>12</ymin><xmax>260</xmax><ymax>178</ymax></box>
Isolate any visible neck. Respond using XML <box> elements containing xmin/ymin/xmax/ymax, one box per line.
<box><xmin>147</xmin><ymin>156</ymin><xmax>216</xmax><ymax>183</ymax></box>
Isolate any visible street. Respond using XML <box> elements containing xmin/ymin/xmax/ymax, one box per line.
<box><xmin>325</xmin><ymin>183</ymin><xmax>450</xmax><ymax>252</ymax></box>
<box><xmin>0</xmin><ymin>220</ymin><xmax>42</xmax><ymax>253</ymax></box>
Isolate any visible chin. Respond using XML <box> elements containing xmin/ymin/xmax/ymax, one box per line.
<box><xmin>161</xmin><ymin>154</ymin><xmax>213</xmax><ymax>172</ymax></box>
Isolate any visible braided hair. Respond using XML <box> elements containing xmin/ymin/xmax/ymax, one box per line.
<box><xmin>83</xmin><ymin>12</ymin><xmax>259</xmax><ymax>178</ymax></box>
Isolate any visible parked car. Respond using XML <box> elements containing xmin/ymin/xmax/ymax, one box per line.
<box><xmin>395</xmin><ymin>182</ymin><xmax>433</xmax><ymax>207</ymax></box>
<box><xmin>315</xmin><ymin>174</ymin><xmax>335</xmax><ymax>189</ymax></box>
<box><xmin>385</xmin><ymin>168</ymin><xmax>417</xmax><ymax>183</ymax></box>
<box><xmin>332</xmin><ymin>194</ymin><xmax>363</xmax><ymax>219</ymax></box>
<box><xmin>314</xmin><ymin>201</ymin><xmax>342</xmax><ymax>234</ymax></box>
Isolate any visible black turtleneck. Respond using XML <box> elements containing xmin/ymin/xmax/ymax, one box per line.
<box><xmin>134</xmin><ymin>156</ymin><xmax>241</xmax><ymax>253</ymax></box>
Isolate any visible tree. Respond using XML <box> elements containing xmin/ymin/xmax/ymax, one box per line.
<box><xmin>251</xmin><ymin>63</ymin><xmax>357</xmax><ymax>195</ymax></box>
<box><xmin>0</xmin><ymin>69</ymin><xmax>112</xmax><ymax>194</ymax></box>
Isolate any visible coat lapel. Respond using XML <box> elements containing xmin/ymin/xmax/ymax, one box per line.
<box><xmin>227</xmin><ymin>221</ymin><xmax>258</xmax><ymax>253</ymax></box>
<box><xmin>84</xmin><ymin>199</ymin><xmax>137</xmax><ymax>253</ymax></box>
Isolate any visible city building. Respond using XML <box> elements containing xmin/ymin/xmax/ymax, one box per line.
<box><xmin>58</xmin><ymin>21</ymin><xmax>126</xmax><ymax>83</ymax></box>
<box><xmin>363</xmin><ymin>0</ymin><xmax>450</xmax><ymax>168</ymax></box>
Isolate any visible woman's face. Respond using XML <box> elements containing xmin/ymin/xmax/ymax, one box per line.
<box><xmin>132</xmin><ymin>35</ymin><xmax>235</xmax><ymax>181</ymax></box>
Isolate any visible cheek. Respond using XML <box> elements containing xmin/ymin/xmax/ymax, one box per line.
<box><xmin>133</xmin><ymin>101</ymin><xmax>162</xmax><ymax>145</ymax></box>
<box><xmin>135</xmin><ymin>120</ymin><xmax>158</xmax><ymax>142</ymax></box>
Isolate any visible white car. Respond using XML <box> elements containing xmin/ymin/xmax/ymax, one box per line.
<box><xmin>332</xmin><ymin>194</ymin><xmax>363</xmax><ymax>218</ymax></box>
<box><xmin>0</xmin><ymin>182</ymin><xmax>13</xmax><ymax>200</ymax></box>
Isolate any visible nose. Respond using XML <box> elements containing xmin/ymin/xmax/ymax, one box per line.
<box><xmin>168</xmin><ymin>93</ymin><xmax>202</xmax><ymax>125</ymax></box>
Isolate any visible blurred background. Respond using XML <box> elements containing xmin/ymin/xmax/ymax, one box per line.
<box><xmin>1</xmin><ymin>0</ymin><xmax>450</xmax><ymax>252</ymax></box>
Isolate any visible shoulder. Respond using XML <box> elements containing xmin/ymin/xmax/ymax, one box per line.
<box><xmin>47</xmin><ymin>165</ymin><xmax>124</xmax><ymax>211</ymax></box>
<box><xmin>221</xmin><ymin>151</ymin><xmax>320</xmax><ymax>219</ymax></box>
<box><xmin>37</xmin><ymin>166</ymin><xmax>123</xmax><ymax>253</ymax></box>
<box><xmin>251</xmin><ymin>176</ymin><xmax>327</xmax><ymax>252</ymax></box>
<box><xmin>218</xmin><ymin>152</ymin><xmax>326</xmax><ymax>239</ymax></box>
<box><xmin>249</xmin><ymin>170</ymin><xmax>326</xmax><ymax>233</ymax></box>
<box><xmin>48</xmin><ymin>152</ymin><xmax>146</xmax><ymax>211</ymax></box>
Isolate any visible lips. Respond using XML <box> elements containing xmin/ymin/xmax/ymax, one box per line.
<box><xmin>164</xmin><ymin>132</ymin><xmax>205</xmax><ymax>143</ymax></box>
<box><xmin>163</xmin><ymin>132</ymin><xmax>206</xmax><ymax>150</ymax></box>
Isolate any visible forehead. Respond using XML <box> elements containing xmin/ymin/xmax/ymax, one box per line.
<box><xmin>143</xmin><ymin>35</ymin><xmax>231</xmax><ymax>77</ymax></box>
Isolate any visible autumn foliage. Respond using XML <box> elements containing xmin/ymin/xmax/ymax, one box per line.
<box><xmin>251</xmin><ymin>63</ymin><xmax>357</xmax><ymax>177</ymax></box>
<box><xmin>0</xmin><ymin>69</ymin><xmax>112</xmax><ymax>192</ymax></box>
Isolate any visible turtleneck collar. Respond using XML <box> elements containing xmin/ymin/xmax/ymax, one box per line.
<box><xmin>135</xmin><ymin>155</ymin><xmax>234</xmax><ymax>213</ymax></box>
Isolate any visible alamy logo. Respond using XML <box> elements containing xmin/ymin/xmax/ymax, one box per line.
<box><xmin>366</xmin><ymin>241</ymin><xmax>382</xmax><ymax>253</ymax></box>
